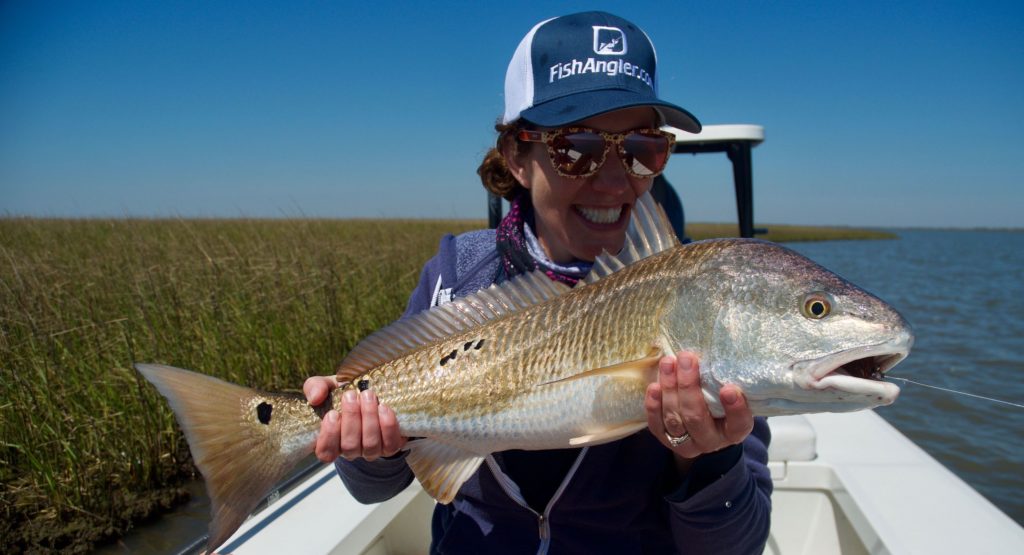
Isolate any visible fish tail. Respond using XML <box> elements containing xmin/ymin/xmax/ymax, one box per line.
<box><xmin>135</xmin><ymin>363</ymin><xmax>320</xmax><ymax>552</ymax></box>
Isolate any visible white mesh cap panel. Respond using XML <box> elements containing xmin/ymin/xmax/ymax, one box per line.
<box><xmin>502</xmin><ymin>18</ymin><xmax>554</xmax><ymax>124</ymax></box>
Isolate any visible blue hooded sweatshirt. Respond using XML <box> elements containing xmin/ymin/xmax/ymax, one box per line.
<box><xmin>333</xmin><ymin>229</ymin><xmax>773</xmax><ymax>554</ymax></box>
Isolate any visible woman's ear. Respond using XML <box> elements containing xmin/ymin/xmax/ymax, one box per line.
<box><xmin>500</xmin><ymin>133</ymin><xmax>532</xmax><ymax>190</ymax></box>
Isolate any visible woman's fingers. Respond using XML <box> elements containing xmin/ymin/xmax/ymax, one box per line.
<box><xmin>359</xmin><ymin>391</ymin><xmax>382</xmax><ymax>461</ymax></box>
<box><xmin>645</xmin><ymin>381</ymin><xmax>666</xmax><ymax>440</ymax></box>
<box><xmin>303</xmin><ymin>375</ymin><xmax>339</xmax><ymax>406</ymax></box>
<box><xmin>658</xmin><ymin>353</ymin><xmax>712</xmax><ymax>457</ymax></box>
<box><xmin>378</xmin><ymin>404</ymin><xmax>406</xmax><ymax>457</ymax></box>
<box><xmin>310</xmin><ymin>383</ymin><xmax>406</xmax><ymax>463</ymax></box>
<box><xmin>719</xmin><ymin>385</ymin><xmax>754</xmax><ymax>443</ymax></box>
<box><xmin>339</xmin><ymin>390</ymin><xmax>363</xmax><ymax>460</ymax></box>
<box><xmin>309</xmin><ymin>375</ymin><xmax>343</xmax><ymax>463</ymax></box>
<box><xmin>647</xmin><ymin>352</ymin><xmax>755</xmax><ymax>458</ymax></box>
<box><xmin>657</xmin><ymin>355</ymin><xmax>688</xmax><ymax>440</ymax></box>
<box><xmin>671</xmin><ymin>354</ymin><xmax>717</xmax><ymax>450</ymax></box>
<box><xmin>315</xmin><ymin>409</ymin><xmax>342</xmax><ymax>462</ymax></box>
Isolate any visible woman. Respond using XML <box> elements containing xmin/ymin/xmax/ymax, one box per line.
<box><xmin>305</xmin><ymin>11</ymin><xmax>771</xmax><ymax>554</ymax></box>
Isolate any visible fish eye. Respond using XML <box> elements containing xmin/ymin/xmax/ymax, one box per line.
<box><xmin>801</xmin><ymin>293</ymin><xmax>832</xmax><ymax>319</ymax></box>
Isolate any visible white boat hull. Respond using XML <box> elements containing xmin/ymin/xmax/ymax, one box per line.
<box><xmin>214</xmin><ymin>410</ymin><xmax>1024</xmax><ymax>555</ymax></box>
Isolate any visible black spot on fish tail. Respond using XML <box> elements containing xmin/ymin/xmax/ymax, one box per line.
<box><xmin>357</xmin><ymin>379</ymin><xmax>370</xmax><ymax>391</ymax></box>
<box><xmin>464</xmin><ymin>341</ymin><xmax>473</xmax><ymax>351</ymax></box>
<box><xmin>474</xmin><ymin>339</ymin><xmax>484</xmax><ymax>350</ymax></box>
<box><xmin>257</xmin><ymin>402</ymin><xmax>273</xmax><ymax>425</ymax></box>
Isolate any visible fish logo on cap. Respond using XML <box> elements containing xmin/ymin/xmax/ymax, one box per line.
<box><xmin>593</xmin><ymin>26</ymin><xmax>627</xmax><ymax>55</ymax></box>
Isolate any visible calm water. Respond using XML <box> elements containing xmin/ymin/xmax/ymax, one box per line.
<box><xmin>97</xmin><ymin>230</ymin><xmax>1024</xmax><ymax>553</ymax></box>
<box><xmin>788</xmin><ymin>229</ymin><xmax>1024</xmax><ymax>526</ymax></box>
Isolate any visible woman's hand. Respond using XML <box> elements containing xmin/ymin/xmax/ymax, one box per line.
<box><xmin>644</xmin><ymin>352</ymin><xmax>754</xmax><ymax>460</ymax></box>
<box><xmin>303</xmin><ymin>376</ymin><xmax>407</xmax><ymax>463</ymax></box>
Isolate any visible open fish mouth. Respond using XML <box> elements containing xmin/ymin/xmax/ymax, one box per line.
<box><xmin>793</xmin><ymin>337</ymin><xmax>912</xmax><ymax>399</ymax></box>
<box><xmin>827</xmin><ymin>351</ymin><xmax>906</xmax><ymax>381</ymax></box>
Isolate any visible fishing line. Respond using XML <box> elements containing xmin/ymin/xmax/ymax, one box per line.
<box><xmin>885</xmin><ymin>376</ymin><xmax>1024</xmax><ymax>409</ymax></box>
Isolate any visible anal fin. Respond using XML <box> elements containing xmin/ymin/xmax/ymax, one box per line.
<box><xmin>405</xmin><ymin>440</ymin><xmax>485</xmax><ymax>504</ymax></box>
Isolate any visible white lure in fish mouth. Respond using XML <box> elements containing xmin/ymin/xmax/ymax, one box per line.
<box><xmin>792</xmin><ymin>338</ymin><xmax>912</xmax><ymax>403</ymax></box>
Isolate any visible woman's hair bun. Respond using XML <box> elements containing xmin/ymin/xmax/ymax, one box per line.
<box><xmin>477</xmin><ymin>122</ymin><xmax>525</xmax><ymax>201</ymax></box>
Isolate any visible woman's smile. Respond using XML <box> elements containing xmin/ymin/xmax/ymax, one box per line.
<box><xmin>574</xmin><ymin>204</ymin><xmax>628</xmax><ymax>226</ymax></box>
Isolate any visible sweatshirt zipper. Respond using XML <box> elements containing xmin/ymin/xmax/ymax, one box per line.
<box><xmin>486</xmin><ymin>447</ymin><xmax>589</xmax><ymax>555</ymax></box>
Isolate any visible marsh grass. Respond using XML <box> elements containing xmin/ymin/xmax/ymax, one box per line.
<box><xmin>0</xmin><ymin>217</ymin><xmax>890</xmax><ymax>552</ymax></box>
<box><xmin>0</xmin><ymin>217</ymin><xmax>483</xmax><ymax>553</ymax></box>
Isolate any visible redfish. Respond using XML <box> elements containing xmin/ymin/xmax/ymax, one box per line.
<box><xmin>138</xmin><ymin>192</ymin><xmax>912</xmax><ymax>551</ymax></box>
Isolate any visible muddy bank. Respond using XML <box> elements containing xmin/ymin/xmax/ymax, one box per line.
<box><xmin>2</xmin><ymin>484</ymin><xmax>190</xmax><ymax>554</ymax></box>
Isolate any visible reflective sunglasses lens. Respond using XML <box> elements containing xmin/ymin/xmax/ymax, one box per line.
<box><xmin>551</xmin><ymin>132</ymin><xmax>605</xmax><ymax>176</ymax></box>
<box><xmin>622</xmin><ymin>133</ymin><xmax>670</xmax><ymax>176</ymax></box>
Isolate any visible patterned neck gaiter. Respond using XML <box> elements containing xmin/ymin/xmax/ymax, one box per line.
<box><xmin>495</xmin><ymin>191</ymin><xmax>592</xmax><ymax>286</ymax></box>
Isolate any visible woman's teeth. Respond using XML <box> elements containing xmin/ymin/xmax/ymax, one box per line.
<box><xmin>577</xmin><ymin>205</ymin><xmax>623</xmax><ymax>224</ymax></box>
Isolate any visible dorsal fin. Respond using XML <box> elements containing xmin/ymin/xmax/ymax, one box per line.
<box><xmin>582</xmin><ymin>191</ymin><xmax>679</xmax><ymax>285</ymax></box>
<box><xmin>337</xmin><ymin>269</ymin><xmax>571</xmax><ymax>381</ymax></box>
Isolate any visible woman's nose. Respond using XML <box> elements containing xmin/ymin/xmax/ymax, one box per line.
<box><xmin>589</xmin><ymin>149</ymin><xmax>631</xmax><ymax>192</ymax></box>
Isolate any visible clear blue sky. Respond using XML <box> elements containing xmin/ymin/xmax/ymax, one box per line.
<box><xmin>2</xmin><ymin>1</ymin><xmax>1022</xmax><ymax>227</ymax></box>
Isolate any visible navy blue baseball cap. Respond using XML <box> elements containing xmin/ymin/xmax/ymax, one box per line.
<box><xmin>503</xmin><ymin>11</ymin><xmax>701</xmax><ymax>133</ymax></box>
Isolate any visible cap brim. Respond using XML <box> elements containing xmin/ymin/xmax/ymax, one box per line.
<box><xmin>518</xmin><ymin>90</ymin><xmax>701</xmax><ymax>133</ymax></box>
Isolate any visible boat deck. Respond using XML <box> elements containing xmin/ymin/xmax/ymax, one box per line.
<box><xmin>214</xmin><ymin>411</ymin><xmax>1024</xmax><ymax>554</ymax></box>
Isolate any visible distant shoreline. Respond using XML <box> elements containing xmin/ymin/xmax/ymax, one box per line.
<box><xmin>2</xmin><ymin>215</ymin><xmax>1017</xmax><ymax>234</ymax></box>
<box><xmin>882</xmin><ymin>226</ymin><xmax>1024</xmax><ymax>232</ymax></box>
<box><xmin>685</xmin><ymin>223</ymin><xmax>896</xmax><ymax>242</ymax></box>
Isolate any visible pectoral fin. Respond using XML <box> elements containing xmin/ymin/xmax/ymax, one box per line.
<box><xmin>538</xmin><ymin>350</ymin><xmax>661</xmax><ymax>448</ymax></box>
<box><xmin>405</xmin><ymin>440</ymin><xmax>485</xmax><ymax>504</ymax></box>
<box><xmin>538</xmin><ymin>350</ymin><xmax>662</xmax><ymax>387</ymax></box>
<box><xmin>569</xmin><ymin>420</ymin><xmax>648</xmax><ymax>447</ymax></box>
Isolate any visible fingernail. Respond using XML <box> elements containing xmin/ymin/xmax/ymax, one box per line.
<box><xmin>343</xmin><ymin>390</ymin><xmax>357</xmax><ymax>404</ymax></box>
<box><xmin>721</xmin><ymin>389</ymin><xmax>738</xmax><ymax>405</ymax></box>
<box><xmin>360</xmin><ymin>390</ymin><xmax>375</xmax><ymax>403</ymax></box>
<box><xmin>660</xmin><ymin>357</ymin><xmax>675</xmax><ymax>375</ymax></box>
<box><xmin>378</xmin><ymin>404</ymin><xmax>388</xmax><ymax>418</ymax></box>
<box><xmin>678</xmin><ymin>356</ymin><xmax>693</xmax><ymax>373</ymax></box>
<box><xmin>326</xmin><ymin>410</ymin><xmax>338</xmax><ymax>423</ymax></box>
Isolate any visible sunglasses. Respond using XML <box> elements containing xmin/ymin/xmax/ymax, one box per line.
<box><xmin>517</xmin><ymin>127</ymin><xmax>676</xmax><ymax>179</ymax></box>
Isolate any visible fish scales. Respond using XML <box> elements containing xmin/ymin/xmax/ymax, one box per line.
<box><xmin>344</xmin><ymin>261</ymin><xmax>673</xmax><ymax>450</ymax></box>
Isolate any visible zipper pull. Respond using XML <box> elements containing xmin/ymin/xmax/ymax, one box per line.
<box><xmin>538</xmin><ymin>514</ymin><xmax>550</xmax><ymax>540</ymax></box>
